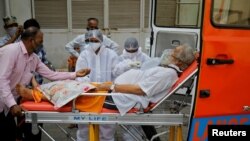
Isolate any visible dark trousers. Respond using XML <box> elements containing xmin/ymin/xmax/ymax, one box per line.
<box><xmin>103</xmin><ymin>96</ymin><xmax>118</xmax><ymax>110</ymax></box>
<box><xmin>16</xmin><ymin>97</ymin><xmax>42</xmax><ymax>141</ymax></box>
<box><xmin>0</xmin><ymin>111</ymin><xmax>42</xmax><ymax>141</ymax></box>
<box><xmin>0</xmin><ymin>111</ymin><xmax>16</xmax><ymax>141</ymax></box>
<box><xmin>16</xmin><ymin>115</ymin><xmax>43</xmax><ymax>141</ymax></box>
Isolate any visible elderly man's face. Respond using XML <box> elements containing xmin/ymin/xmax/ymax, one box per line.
<box><xmin>172</xmin><ymin>46</ymin><xmax>191</xmax><ymax>70</ymax></box>
<box><xmin>172</xmin><ymin>46</ymin><xmax>183</xmax><ymax>58</ymax></box>
<box><xmin>169</xmin><ymin>46</ymin><xmax>186</xmax><ymax>68</ymax></box>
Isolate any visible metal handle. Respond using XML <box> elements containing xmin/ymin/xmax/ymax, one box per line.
<box><xmin>171</xmin><ymin>40</ymin><xmax>181</xmax><ymax>47</ymax></box>
<box><xmin>207</xmin><ymin>58</ymin><xmax>234</xmax><ymax>65</ymax></box>
<box><xmin>199</xmin><ymin>90</ymin><xmax>210</xmax><ymax>98</ymax></box>
<box><xmin>243</xmin><ymin>106</ymin><xmax>250</xmax><ymax>111</ymax></box>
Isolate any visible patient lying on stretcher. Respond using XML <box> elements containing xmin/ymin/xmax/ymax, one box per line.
<box><xmin>16</xmin><ymin>44</ymin><xmax>196</xmax><ymax>115</ymax></box>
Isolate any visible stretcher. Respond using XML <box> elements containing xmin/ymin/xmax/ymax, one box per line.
<box><xmin>20</xmin><ymin>61</ymin><xmax>198</xmax><ymax>141</ymax></box>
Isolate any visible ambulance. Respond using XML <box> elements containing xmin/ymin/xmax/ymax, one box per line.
<box><xmin>149</xmin><ymin>0</ymin><xmax>250</xmax><ymax>140</ymax></box>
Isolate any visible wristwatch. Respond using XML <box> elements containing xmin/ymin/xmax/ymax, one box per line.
<box><xmin>108</xmin><ymin>84</ymin><xmax>115</xmax><ymax>93</ymax></box>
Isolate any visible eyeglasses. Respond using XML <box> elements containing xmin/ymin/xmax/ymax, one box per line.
<box><xmin>126</xmin><ymin>49</ymin><xmax>138</xmax><ymax>53</ymax></box>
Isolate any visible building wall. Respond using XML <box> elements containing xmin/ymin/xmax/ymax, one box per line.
<box><xmin>6</xmin><ymin>0</ymin><xmax>150</xmax><ymax>69</ymax></box>
<box><xmin>9</xmin><ymin>0</ymin><xmax>32</xmax><ymax>24</ymax></box>
<box><xmin>2</xmin><ymin>0</ymin><xmax>201</xmax><ymax>69</ymax></box>
<box><xmin>38</xmin><ymin>30</ymin><xmax>150</xmax><ymax>69</ymax></box>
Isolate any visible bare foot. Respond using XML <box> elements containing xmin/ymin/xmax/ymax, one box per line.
<box><xmin>16</xmin><ymin>84</ymin><xmax>33</xmax><ymax>100</ymax></box>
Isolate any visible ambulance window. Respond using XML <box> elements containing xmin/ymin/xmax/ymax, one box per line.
<box><xmin>155</xmin><ymin>0</ymin><xmax>200</xmax><ymax>28</ymax></box>
<box><xmin>212</xmin><ymin>0</ymin><xmax>250</xmax><ymax>28</ymax></box>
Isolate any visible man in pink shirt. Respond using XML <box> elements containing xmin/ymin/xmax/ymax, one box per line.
<box><xmin>0</xmin><ymin>26</ymin><xmax>90</xmax><ymax>141</ymax></box>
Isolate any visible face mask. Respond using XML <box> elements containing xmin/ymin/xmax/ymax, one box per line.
<box><xmin>89</xmin><ymin>42</ymin><xmax>101</xmax><ymax>51</ymax></box>
<box><xmin>160</xmin><ymin>49</ymin><xmax>173</xmax><ymax>66</ymax></box>
<box><xmin>124</xmin><ymin>50</ymin><xmax>138</xmax><ymax>60</ymax></box>
<box><xmin>162</xmin><ymin>49</ymin><xmax>173</xmax><ymax>57</ymax></box>
<box><xmin>7</xmin><ymin>27</ymin><xmax>17</xmax><ymax>37</ymax></box>
<box><xmin>34</xmin><ymin>44</ymin><xmax>43</xmax><ymax>53</ymax></box>
<box><xmin>32</xmin><ymin>39</ymin><xmax>42</xmax><ymax>52</ymax></box>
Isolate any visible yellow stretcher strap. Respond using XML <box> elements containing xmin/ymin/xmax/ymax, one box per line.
<box><xmin>89</xmin><ymin>124</ymin><xmax>99</xmax><ymax>141</ymax></box>
<box><xmin>176</xmin><ymin>125</ymin><xmax>183</xmax><ymax>141</ymax></box>
<box><xmin>169</xmin><ymin>126</ymin><xmax>176</xmax><ymax>141</ymax></box>
<box><xmin>169</xmin><ymin>125</ymin><xmax>183</xmax><ymax>141</ymax></box>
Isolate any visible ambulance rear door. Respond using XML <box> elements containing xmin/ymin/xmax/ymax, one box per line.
<box><xmin>188</xmin><ymin>0</ymin><xmax>250</xmax><ymax>140</ymax></box>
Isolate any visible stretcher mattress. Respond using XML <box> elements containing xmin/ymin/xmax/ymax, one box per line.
<box><xmin>21</xmin><ymin>101</ymin><xmax>72</xmax><ymax>112</ymax></box>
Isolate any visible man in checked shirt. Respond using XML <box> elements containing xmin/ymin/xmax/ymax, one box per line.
<box><xmin>23</xmin><ymin>19</ymin><xmax>55</xmax><ymax>84</ymax></box>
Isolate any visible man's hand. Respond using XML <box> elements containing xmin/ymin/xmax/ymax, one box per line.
<box><xmin>76</xmin><ymin>68</ymin><xmax>91</xmax><ymax>77</ymax></box>
<box><xmin>10</xmin><ymin>105</ymin><xmax>23</xmax><ymax>117</ymax></box>
<box><xmin>15</xmin><ymin>25</ymin><xmax>23</xmax><ymax>37</ymax></box>
<box><xmin>11</xmin><ymin>25</ymin><xmax>23</xmax><ymax>40</ymax></box>
<box><xmin>129</xmin><ymin>61</ymin><xmax>141</xmax><ymax>68</ymax></box>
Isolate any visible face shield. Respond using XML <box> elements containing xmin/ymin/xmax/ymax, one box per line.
<box><xmin>85</xmin><ymin>30</ymin><xmax>103</xmax><ymax>51</ymax></box>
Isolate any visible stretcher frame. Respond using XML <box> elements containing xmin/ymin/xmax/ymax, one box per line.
<box><xmin>25</xmin><ymin>111</ymin><xmax>185</xmax><ymax>125</ymax></box>
<box><xmin>22</xmin><ymin>61</ymin><xmax>198</xmax><ymax>141</ymax></box>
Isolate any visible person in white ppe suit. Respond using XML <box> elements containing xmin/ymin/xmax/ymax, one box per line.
<box><xmin>113</xmin><ymin>37</ymin><xmax>150</xmax><ymax>140</ymax></box>
<box><xmin>113</xmin><ymin>37</ymin><xmax>150</xmax><ymax>77</ymax></box>
<box><xmin>97</xmin><ymin>44</ymin><xmax>196</xmax><ymax>141</ymax></box>
<box><xmin>65</xmin><ymin>18</ymin><xmax>120</xmax><ymax>57</ymax></box>
<box><xmin>75</xmin><ymin>29</ymin><xmax>118</xmax><ymax>141</ymax></box>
